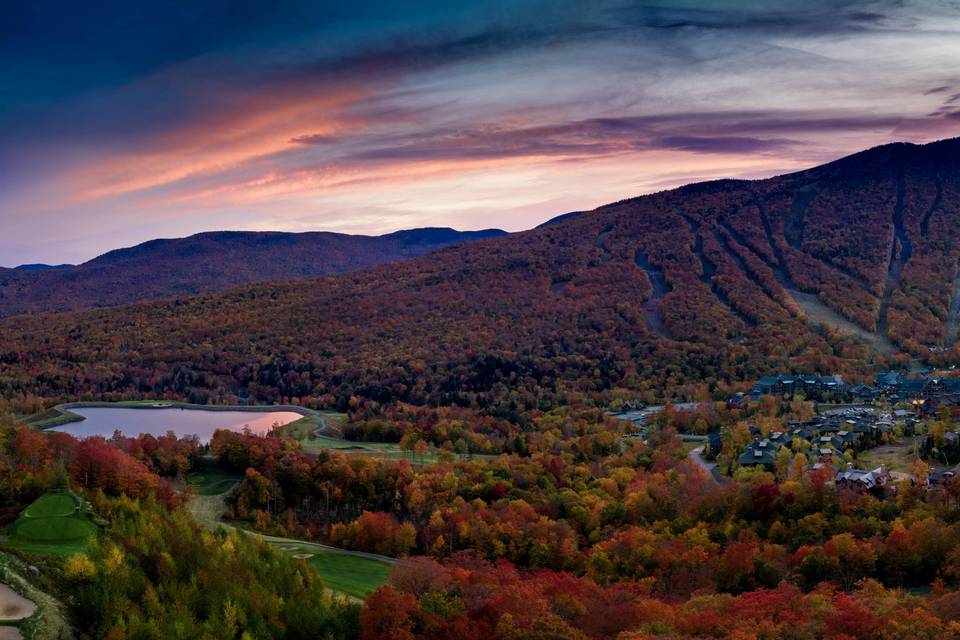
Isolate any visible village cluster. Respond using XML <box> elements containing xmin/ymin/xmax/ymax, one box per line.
<box><xmin>742</xmin><ymin>371</ymin><xmax>960</xmax><ymax>411</ymax></box>
<box><xmin>717</xmin><ymin>370</ymin><xmax>960</xmax><ymax>492</ymax></box>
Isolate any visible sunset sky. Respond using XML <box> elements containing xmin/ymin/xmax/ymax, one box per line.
<box><xmin>2</xmin><ymin>0</ymin><xmax>960</xmax><ymax>266</ymax></box>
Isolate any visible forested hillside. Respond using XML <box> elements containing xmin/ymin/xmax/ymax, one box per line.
<box><xmin>0</xmin><ymin>227</ymin><xmax>505</xmax><ymax>318</ymax></box>
<box><xmin>3</xmin><ymin>139</ymin><xmax>960</xmax><ymax>412</ymax></box>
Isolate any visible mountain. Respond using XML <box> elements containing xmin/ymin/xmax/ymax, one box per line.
<box><xmin>536</xmin><ymin>211</ymin><xmax>586</xmax><ymax>227</ymax></box>
<box><xmin>0</xmin><ymin>227</ymin><xmax>506</xmax><ymax>318</ymax></box>
<box><xmin>13</xmin><ymin>263</ymin><xmax>74</xmax><ymax>271</ymax></box>
<box><xmin>3</xmin><ymin>138</ymin><xmax>960</xmax><ymax>408</ymax></box>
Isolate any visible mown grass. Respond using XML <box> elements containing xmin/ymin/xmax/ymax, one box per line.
<box><xmin>299</xmin><ymin>436</ymin><xmax>397</xmax><ymax>452</ymax></box>
<box><xmin>23</xmin><ymin>408</ymin><xmax>84</xmax><ymax>429</ymax></box>
<box><xmin>279</xmin><ymin>546</ymin><xmax>391</xmax><ymax>599</ymax></box>
<box><xmin>22</xmin><ymin>495</ymin><xmax>74</xmax><ymax>519</ymax></box>
<box><xmin>5</xmin><ymin>494</ymin><xmax>97</xmax><ymax>557</ymax></box>
<box><xmin>186</xmin><ymin>471</ymin><xmax>243</xmax><ymax>496</ymax></box>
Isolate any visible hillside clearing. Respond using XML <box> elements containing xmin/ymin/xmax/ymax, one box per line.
<box><xmin>277</xmin><ymin>546</ymin><xmax>391</xmax><ymax>599</ymax></box>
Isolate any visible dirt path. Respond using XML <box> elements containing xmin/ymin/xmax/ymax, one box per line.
<box><xmin>945</xmin><ymin>258</ymin><xmax>960</xmax><ymax>346</ymax></box>
<box><xmin>186</xmin><ymin>491</ymin><xmax>231</xmax><ymax>530</ymax></box>
<box><xmin>877</xmin><ymin>171</ymin><xmax>911</xmax><ymax>337</ymax></box>
<box><xmin>688</xmin><ymin>446</ymin><xmax>729</xmax><ymax>484</ymax></box>
<box><xmin>634</xmin><ymin>252</ymin><xmax>669</xmax><ymax>338</ymax></box>
<box><xmin>595</xmin><ymin>226</ymin><xmax>613</xmax><ymax>262</ymax></box>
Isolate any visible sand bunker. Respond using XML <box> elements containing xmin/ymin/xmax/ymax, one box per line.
<box><xmin>0</xmin><ymin>584</ymin><xmax>36</xmax><ymax>622</ymax></box>
<box><xmin>292</xmin><ymin>553</ymin><xmax>314</xmax><ymax>560</ymax></box>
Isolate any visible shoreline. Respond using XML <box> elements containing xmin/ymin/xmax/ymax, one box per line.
<box><xmin>27</xmin><ymin>401</ymin><xmax>317</xmax><ymax>431</ymax></box>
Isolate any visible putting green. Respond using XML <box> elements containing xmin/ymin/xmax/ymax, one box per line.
<box><xmin>5</xmin><ymin>494</ymin><xmax>97</xmax><ymax>556</ymax></box>
<box><xmin>12</xmin><ymin>517</ymin><xmax>95</xmax><ymax>542</ymax></box>
<box><xmin>23</xmin><ymin>494</ymin><xmax>75</xmax><ymax>519</ymax></box>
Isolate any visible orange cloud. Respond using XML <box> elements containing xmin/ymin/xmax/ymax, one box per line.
<box><xmin>61</xmin><ymin>82</ymin><xmax>376</xmax><ymax>204</ymax></box>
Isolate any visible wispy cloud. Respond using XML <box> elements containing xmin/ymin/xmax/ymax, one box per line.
<box><xmin>1</xmin><ymin>0</ymin><xmax>960</xmax><ymax>264</ymax></box>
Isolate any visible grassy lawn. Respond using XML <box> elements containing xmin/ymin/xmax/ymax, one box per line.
<box><xmin>186</xmin><ymin>471</ymin><xmax>243</xmax><ymax>496</ymax></box>
<box><xmin>5</xmin><ymin>494</ymin><xmax>97</xmax><ymax>556</ymax></box>
<box><xmin>278</xmin><ymin>546</ymin><xmax>391</xmax><ymax>599</ymax></box>
<box><xmin>857</xmin><ymin>436</ymin><xmax>927</xmax><ymax>473</ymax></box>
<box><xmin>299</xmin><ymin>436</ymin><xmax>397</xmax><ymax>453</ymax></box>
<box><xmin>23</xmin><ymin>408</ymin><xmax>84</xmax><ymax>429</ymax></box>
<box><xmin>22</xmin><ymin>494</ymin><xmax>74</xmax><ymax>519</ymax></box>
<box><xmin>682</xmin><ymin>441</ymin><xmax>702</xmax><ymax>453</ymax></box>
<box><xmin>286</xmin><ymin>412</ymin><xmax>419</xmax><ymax>456</ymax></box>
<box><xmin>282</xmin><ymin>411</ymin><xmax>345</xmax><ymax>440</ymax></box>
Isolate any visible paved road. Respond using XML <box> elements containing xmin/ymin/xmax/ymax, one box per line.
<box><xmin>265</xmin><ymin>537</ymin><xmax>397</xmax><ymax>564</ymax></box>
<box><xmin>187</xmin><ymin>484</ymin><xmax>398</xmax><ymax>565</ymax></box>
<box><xmin>689</xmin><ymin>446</ymin><xmax>729</xmax><ymax>484</ymax></box>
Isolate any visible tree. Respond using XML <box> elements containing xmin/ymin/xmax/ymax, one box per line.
<box><xmin>361</xmin><ymin>588</ymin><xmax>420</xmax><ymax>640</ymax></box>
<box><xmin>64</xmin><ymin>554</ymin><xmax>97</xmax><ymax>582</ymax></box>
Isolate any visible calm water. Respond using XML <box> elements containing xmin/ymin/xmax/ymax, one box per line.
<box><xmin>51</xmin><ymin>407</ymin><xmax>302</xmax><ymax>443</ymax></box>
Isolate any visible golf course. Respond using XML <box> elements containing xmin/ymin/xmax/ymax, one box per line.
<box><xmin>277</xmin><ymin>545</ymin><xmax>392</xmax><ymax>599</ymax></box>
<box><xmin>5</xmin><ymin>494</ymin><xmax>97</xmax><ymax>556</ymax></box>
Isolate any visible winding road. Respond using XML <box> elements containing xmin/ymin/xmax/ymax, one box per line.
<box><xmin>186</xmin><ymin>482</ymin><xmax>397</xmax><ymax>566</ymax></box>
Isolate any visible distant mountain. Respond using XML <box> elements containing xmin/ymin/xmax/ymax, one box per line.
<box><xmin>536</xmin><ymin>211</ymin><xmax>586</xmax><ymax>227</ymax></box>
<box><xmin>0</xmin><ymin>227</ymin><xmax>505</xmax><ymax>318</ymax></box>
<box><xmin>4</xmin><ymin>138</ymin><xmax>960</xmax><ymax>406</ymax></box>
<box><xmin>13</xmin><ymin>263</ymin><xmax>74</xmax><ymax>271</ymax></box>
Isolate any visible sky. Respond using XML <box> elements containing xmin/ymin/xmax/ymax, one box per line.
<box><xmin>2</xmin><ymin>1</ymin><xmax>960</xmax><ymax>266</ymax></box>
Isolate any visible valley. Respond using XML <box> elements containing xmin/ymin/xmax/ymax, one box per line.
<box><xmin>7</xmin><ymin>141</ymin><xmax>960</xmax><ymax>414</ymax></box>
<box><xmin>8</xmin><ymin>3</ymin><xmax>960</xmax><ymax>638</ymax></box>
<box><xmin>2</xmin><ymin>139</ymin><xmax>960</xmax><ymax>639</ymax></box>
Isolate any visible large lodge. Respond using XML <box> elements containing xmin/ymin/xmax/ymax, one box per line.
<box><xmin>731</xmin><ymin>370</ymin><xmax>960</xmax><ymax>491</ymax></box>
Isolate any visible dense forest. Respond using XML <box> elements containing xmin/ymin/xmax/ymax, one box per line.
<box><xmin>0</xmin><ymin>414</ymin><xmax>360</xmax><ymax>639</ymax></box>
<box><xmin>0</xmin><ymin>228</ymin><xmax>505</xmax><ymax>319</ymax></box>
<box><xmin>6</xmin><ymin>139</ymin><xmax>960</xmax><ymax>638</ymax></box>
<box><xmin>214</xmin><ymin>420</ymin><xmax>960</xmax><ymax>594</ymax></box>
<box><xmin>5</xmin><ymin>405</ymin><xmax>960</xmax><ymax>638</ymax></box>
<box><xmin>3</xmin><ymin>140</ymin><xmax>960</xmax><ymax>416</ymax></box>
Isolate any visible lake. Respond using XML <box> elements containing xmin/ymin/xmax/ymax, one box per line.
<box><xmin>51</xmin><ymin>406</ymin><xmax>303</xmax><ymax>443</ymax></box>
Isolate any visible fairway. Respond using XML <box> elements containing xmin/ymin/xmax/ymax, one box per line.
<box><xmin>186</xmin><ymin>471</ymin><xmax>243</xmax><ymax>496</ymax></box>
<box><xmin>280</xmin><ymin>546</ymin><xmax>391</xmax><ymax>599</ymax></box>
<box><xmin>6</xmin><ymin>494</ymin><xmax>97</xmax><ymax>556</ymax></box>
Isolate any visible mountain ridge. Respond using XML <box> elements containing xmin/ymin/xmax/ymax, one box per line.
<box><xmin>2</xmin><ymin>137</ymin><xmax>960</xmax><ymax>407</ymax></box>
<box><xmin>0</xmin><ymin>227</ymin><xmax>506</xmax><ymax>318</ymax></box>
